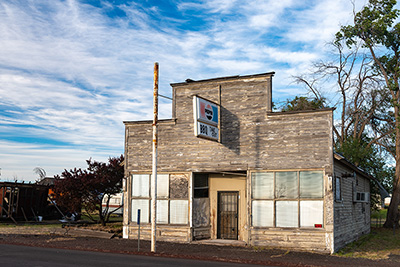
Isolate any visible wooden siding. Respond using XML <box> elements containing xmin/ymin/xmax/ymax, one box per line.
<box><xmin>333</xmin><ymin>159</ymin><xmax>371</xmax><ymax>252</ymax></box>
<box><xmin>125</xmin><ymin>224</ymin><xmax>191</xmax><ymax>243</ymax></box>
<box><xmin>125</xmin><ymin>74</ymin><xmax>334</xmax><ymax>174</ymax></box>
<box><xmin>250</xmin><ymin>228</ymin><xmax>330</xmax><ymax>253</ymax></box>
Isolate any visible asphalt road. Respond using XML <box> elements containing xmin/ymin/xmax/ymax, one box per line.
<box><xmin>0</xmin><ymin>244</ymin><xmax>263</xmax><ymax>267</ymax></box>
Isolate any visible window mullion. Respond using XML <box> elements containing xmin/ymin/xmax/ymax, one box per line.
<box><xmin>297</xmin><ymin>171</ymin><xmax>300</xmax><ymax>228</ymax></box>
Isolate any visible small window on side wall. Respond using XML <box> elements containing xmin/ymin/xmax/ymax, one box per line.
<box><xmin>335</xmin><ymin>176</ymin><xmax>341</xmax><ymax>202</ymax></box>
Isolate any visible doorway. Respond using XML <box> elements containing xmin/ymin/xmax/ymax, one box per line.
<box><xmin>217</xmin><ymin>191</ymin><xmax>239</xmax><ymax>240</ymax></box>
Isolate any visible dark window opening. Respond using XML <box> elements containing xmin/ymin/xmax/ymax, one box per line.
<box><xmin>194</xmin><ymin>173</ymin><xmax>209</xmax><ymax>198</ymax></box>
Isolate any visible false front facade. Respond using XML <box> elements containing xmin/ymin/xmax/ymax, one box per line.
<box><xmin>123</xmin><ymin>72</ymin><xmax>370</xmax><ymax>253</ymax></box>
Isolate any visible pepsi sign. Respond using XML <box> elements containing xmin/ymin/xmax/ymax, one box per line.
<box><xmin>194</xmin><ymin>96</ymin><xmax>218</xmax><ymax>126</ymax></box>
<box><xmin>193</xmin><ymin>96</ymin><xmax>219</xmax><ymax>141</ymax></box>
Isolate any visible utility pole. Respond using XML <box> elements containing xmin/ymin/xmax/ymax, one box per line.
<box><xmin>151</xmin><ymin>62</ymin><xmax>159</xmax><ymax>253</ymax></box>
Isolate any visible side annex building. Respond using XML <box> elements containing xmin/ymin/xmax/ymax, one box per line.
<box><xmin>122</xmin><ymin>72</ymin><xmax>371</xmax><ymax>253</ymax></box>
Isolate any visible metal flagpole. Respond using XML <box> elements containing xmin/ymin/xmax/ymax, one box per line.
<box><xmin>151</xmin><ymin>62</ymin><xmax>159</xmax><ymax>253</ymax></box>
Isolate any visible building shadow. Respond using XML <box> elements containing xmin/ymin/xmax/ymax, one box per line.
<box><xmin>220</xmin><ymin>106</ymin><xmax>240</xmax><ymax>155</ymax></box>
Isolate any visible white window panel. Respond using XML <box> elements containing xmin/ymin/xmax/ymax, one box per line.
<box><xmin>300</xmin><ymin>201</ymin><xmax>323</xmax><ymax>227</ymax></box>
<box><xmin>276</xmin><ymin>172</ymin><xmax>297</xmax><ymax>199</ymax></box>
<box><xmin>155</xmin><ymin>174</ymin><xmax>169</xmax><ymax>198</ymax></box>
<box><xmin>252</xmin><ymin>172</ymin><xmax>274</xmax><ymax>199</ymax></box>
<box><xmin>300</xmin><ymin>171</ymin><xmax>323</xmax><ymax>198</ymax></box>
<box><xmin>157</xmin><ymin>200</ymin><xmax>169</xmax><ymax>224</ymax></box>
<box><xmin>131</xmin><ymin>199</ymin><xmax>149</xmax><ymax>223</ymax></box>
<box><xmin>252</xmin><ymin>200</ymin><xmax>273</xmax><ymax>227</ymax></box>
<box><xmin>276</xmin><ymin>201</ymin><xmax>298</xmax><ymax>227</ymax></box>
<box><xmin>132</xmin><ymin>174</ymin><xmax>149</xmax><ymax>197</ymax></box>
<box><xmin>170</xmin><ymin>200</ymin><xmax>188</xmax><ymax>224</ymax></box>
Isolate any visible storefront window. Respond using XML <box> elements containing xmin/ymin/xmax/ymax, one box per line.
<box><xmin>300</xmin><ymin>171</ymin><xmax>323</xmax><ymax>198</ymax></box>
<box><xmin>251</xmin><ymin>170</ymin><xmax>324</xmax><ymax>228</ymax></box>
<box><xmin>252</xmin><ymin>172</ymin><xmax>274</xmax><ymax>199</ymax></box>
<box><xmin>300</xmin><ymin>200</ymin><xmax>323</xmax><ymax>227</ymax></box>
<box><xmin>132</xmin><ymin>174</ymin><xmax>149</xmax><ymax>197</ymax></box>
<box><xmin>131</xmin><ymin>174</ymin><xmax>188</xmax><ymax>225</ymax></box>
<box><xmin>252</xmin><ymin>200</ymin><xmax>274</xmax><ymax>227</ymax></box>
<box><xmin>170</xmin><ymin>200</ymin><xmax>189</xmax><ymax>224</ymax></box>
<box><xmin>276</xmin><ymin>200</ymin><xmax>298</xmax><ymax>227</ymax></box>
<box><xmin>276</xmin><ymin>172</ymin><xmax>297</xmax><ymax>198</ymax></box>
<box><xmin>131</xmin><ymin>199</ymin><xmax>149</xmax><ymax>223</ymax></box>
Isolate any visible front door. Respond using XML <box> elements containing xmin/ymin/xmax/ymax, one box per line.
<box><xmin>217</xmin><ymin>191</ymin><xmax>238</xmax><ymax>240</ymax></box>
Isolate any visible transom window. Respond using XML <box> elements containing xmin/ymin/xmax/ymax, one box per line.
<box><xmin>251</xmin><ymin>171</ymin><xmax>324</xmax><ymax>228</ymax></box>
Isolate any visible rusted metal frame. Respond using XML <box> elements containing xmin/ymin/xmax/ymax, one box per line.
<box><xmin>158</xmin><ymin>94</ymin><xmax>172</xmax><ymax>100</ymax></box>
<box><xmin>151</xmin><ymin>62</ymin><xmax>159</xmax><ymax>253</ymax></box>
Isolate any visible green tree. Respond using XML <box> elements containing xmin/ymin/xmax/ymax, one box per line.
<box><xmin>294</xmin><ymin>37</ymin><xmax>392</xmax><ymax>212</ymax></box>
<box><xmin>336</xmin><ymin>0</ymin><xmax>400</xmax><ymax>228</ymax></box>
<box><xmin>280</xmin><ymin>96</ymin><xmax>325</xmax><ymax>112</ymax></box>
<box><xmin>336</xmin><ymin>135</ymin><xmax>393</xmax><ymax>208</ymax></box>
<box><xmin>54</xmin><ymin>155</ymin><xmax>124</xmax><ymax>226</ymax></box>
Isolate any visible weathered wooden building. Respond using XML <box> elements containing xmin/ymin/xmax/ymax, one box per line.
<box><xmin>0</xmin><ymin>181</ymin><xmax>52</xmax><ymax>221</ymax></box>
<box><xmin>123</xmin><ymin>72</ymin><xmax>371</xmax><ymax>253</ymax></box>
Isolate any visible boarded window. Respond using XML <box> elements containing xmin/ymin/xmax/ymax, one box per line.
<box><xmin>193</xmin><ymin>198</ymin><xmax>210</xmax><ymax>227</ymax></box>
<box><xmin>170</xmin><ymin>174</ymin><xmax>188</xmax><ymax>199</ymax></box>
<box><xmin>170</xmin><ymin>200</ymin><xmax>188</xmax><ymax>224</ymax></box>
<box><xmin>252</xmin><ymin>200</ymin><xmax>273</xmax><ymax>227</ymax></box>
<box><xmin>252</xmin><ymin>172</ymin><xmax>274</xmax><ymax>199</ymax></box>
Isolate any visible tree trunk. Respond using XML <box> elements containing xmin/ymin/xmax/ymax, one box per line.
<box><xmin>383</xmin><ymin>164</ymin><xmax>400</xmax><ymax>228</ymax></box>
<box><xmin>383</xmin><ymin>106</ymin><xmax>400</xmax><ymax>228</ymax></box>
<box><xmin>97</xmin><ymin>202</ymin><xmax>106</xmax><ymax>226</ymax></box>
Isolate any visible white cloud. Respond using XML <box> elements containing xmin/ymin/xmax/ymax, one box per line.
<box><xmin>0</xmin><ymin>140</ymin><xmax>119</xmax><ymax>181</ymax></box>
<box><xmin>0</xmin><ymin>0</ymin><xmax>371</xmax><ymax>180</ymax></box>
<box><xmin>284</xmin><ymin>0</ymin><xmax>365</xmax><ymax>47</ymax></box>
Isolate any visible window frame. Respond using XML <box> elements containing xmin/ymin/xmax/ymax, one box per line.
<box><xmin>251</xmin><ymin>170</ymin><xmax>325</xmax><ymax>229</ymax></box>
<box><xmin>130</xmin><ymin>173</ymin><xmax>189</xmax><ymax>225</ymax></box>
<box><xmin>335</xmin><ymin>176</ymin><xmax>342</xmax><ymax>202</ymax></box>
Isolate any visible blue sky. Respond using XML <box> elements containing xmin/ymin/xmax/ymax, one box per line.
<box><xmin>0</xmin><ymin>0</ymin><xmax>370</xmax><ymax>181</ymax></box>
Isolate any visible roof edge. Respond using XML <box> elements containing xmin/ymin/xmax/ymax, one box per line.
<box><xmin>268</xmin><ymin>107</ymin><xmax>336</xmax><ymax>115</ymax></box>
<box><xmin>334</xmin><ymin>152</ymin><xmax>373</xmax><ymax>180</ymax></box>
<box><xmin>123</xmin><ymin>118</ymin><xmax>176</xmax><ymax>125</ymax></box>
<box><xmin>170</xmin><ymin>72</ymin><xmax>275</xmax><ymax>87</ymax></box>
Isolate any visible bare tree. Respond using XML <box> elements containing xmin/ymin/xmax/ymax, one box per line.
<box><xmin>294</xmin><ymin>40</ymin><xmax>390</xmax><ymax>166</ymax></box>
<box><xmin>33</xmin><ymin>167</ymin><xmax>47</xmax><ymax>180</ymax></box>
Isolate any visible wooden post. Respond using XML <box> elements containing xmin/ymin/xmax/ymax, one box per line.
<box><xmin>151</xmin><ymin>62</ymin><xmax>159</xmax><ymax>253</ymax></box>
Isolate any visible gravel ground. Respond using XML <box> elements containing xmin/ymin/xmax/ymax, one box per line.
<box><xmin>0</xmin><ymin>225</ymin><xmax>399</xmax><ymax>267</ymax></box>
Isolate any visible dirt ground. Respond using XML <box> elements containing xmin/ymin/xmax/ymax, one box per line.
<box><xmin>0</xmin><ymin>224</ymin><xmax>399</xmax><ymax>267</ymax></box>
